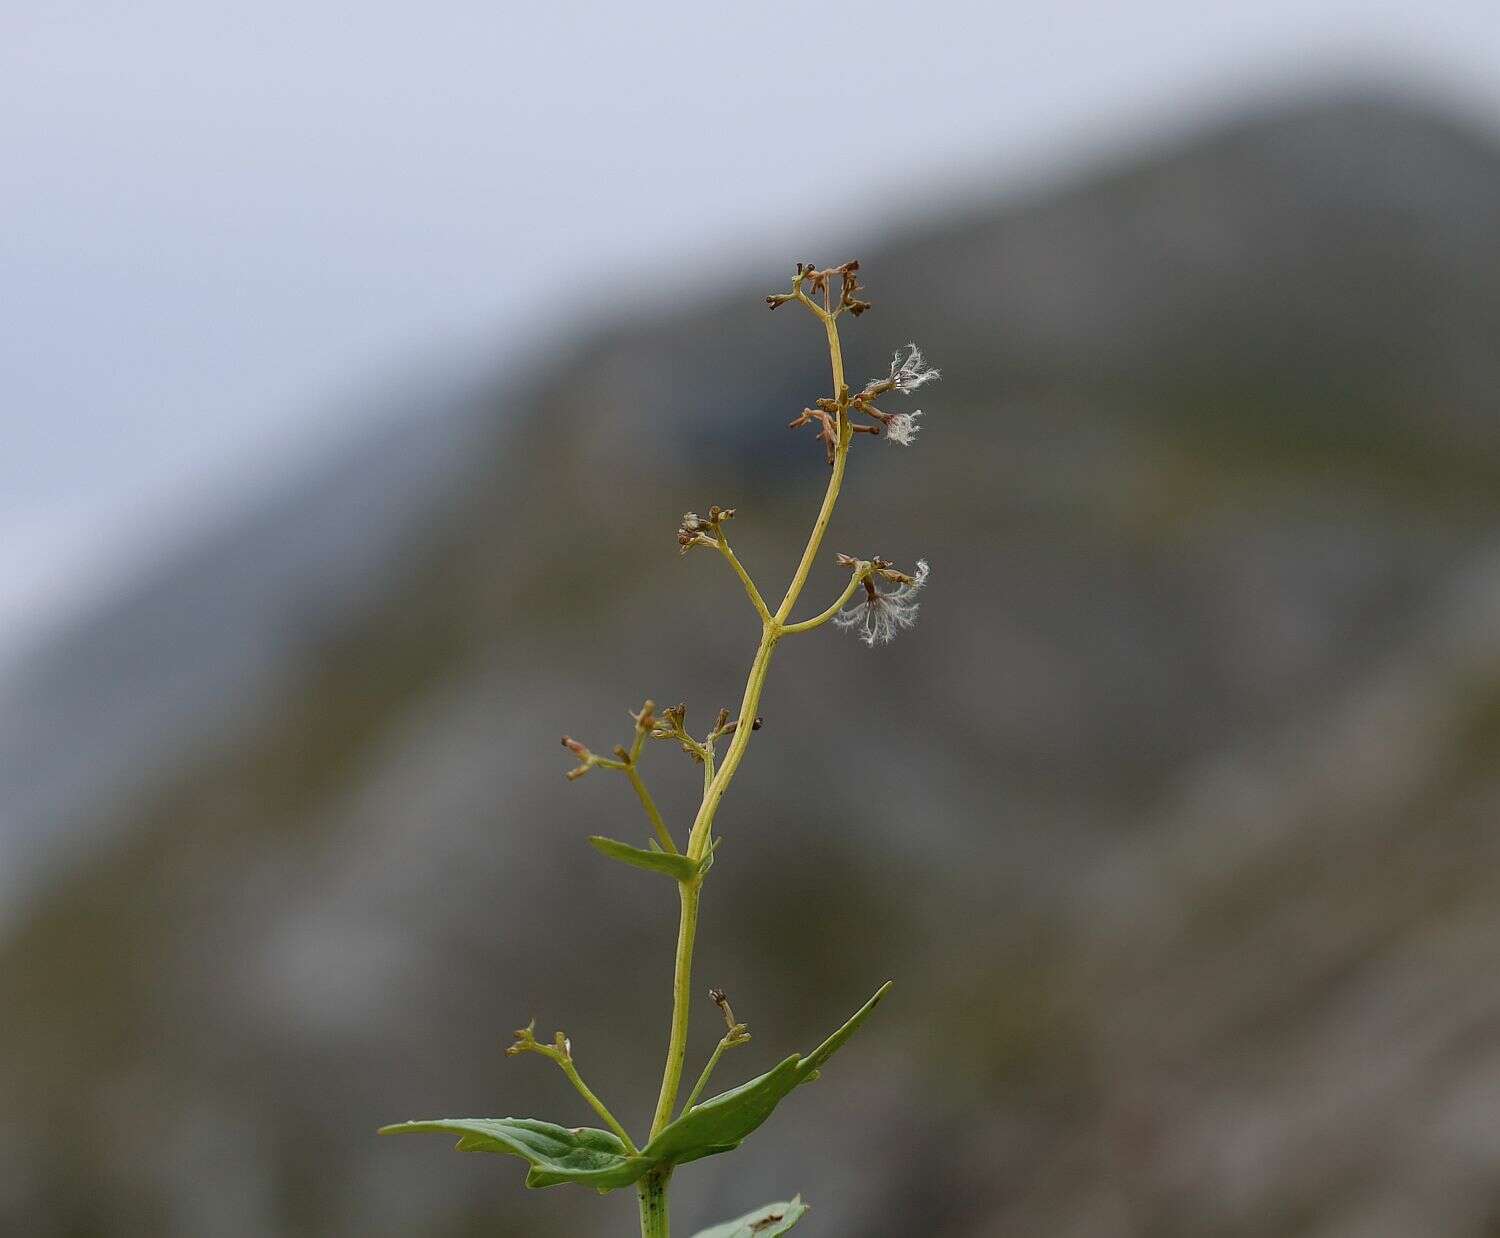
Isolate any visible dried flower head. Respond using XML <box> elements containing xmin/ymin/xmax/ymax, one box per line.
<box><xmin>833</xmin><ymin>558</ymin><xmax>930</xmax><ymax>646</ymax></box>
<box><xmin>677</xmin><ymin>513</ymin><xmax>717</xmax><ymax>554</ymax></box>
<box><xmin>560</xmin><ymin>735</ymin><xmax>594</xmax><ymax>780</ymax></box>
<box><xmin>844</xmin><ymin>340</ymin><xmax>939</xmax><ymax>445</ymax></box>
<box><xmin>884</xmin><ymin>342</ymin><xmax>941</xmax><ymax>395</ymax></box>
<box><xmin>677</xmin><ymin>507</ymin><xmax>737</xmax><ymax>554</ymax></box>
<box><xmin>884</xmin><ymin>411</ymin><xmax>922</xmax><ymax>446</ymax></box>
<box><xmin>630</xmin><ymin>699</ymin><xmax>657</xmax><ymax>733</ymax></box>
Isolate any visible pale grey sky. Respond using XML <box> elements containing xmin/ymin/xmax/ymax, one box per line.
<box><xmin>3</xmin><ymin>0</ymin><xmax>1498</xmax><ymax>673</ymax></box>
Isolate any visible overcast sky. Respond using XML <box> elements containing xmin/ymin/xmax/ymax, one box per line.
<box><xmin>3</xmin><ymin>0</ymin><xmax>1498</xmax><ymax>675</ymax></box>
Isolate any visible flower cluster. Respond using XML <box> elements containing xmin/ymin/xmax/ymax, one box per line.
<box><xmin>772</xmin><ymin>263</ymin><xmax>940</xmax><ymax>457</ymax></box>
<box><xmin>765</xmin><ymin>260</ymin><xmax>868</xmax><ymax>316</ymax></box>
<box><xmin>650</xmin><ymin>702</ymin><xmax>761</xmax><ymax>764</ymax></box>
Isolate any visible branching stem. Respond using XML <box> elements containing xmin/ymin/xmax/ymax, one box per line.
<box><xmin>646</xmin><ymin>294</ymin><xmax>852</xmax><ymax>1151</ymax></box>
<box><xmin>781</xmin><ymin>561</ymin><xmax>871</xmax><ymax>634</ymax></box>
<box><xmin>512</xmin><ymin>1034</ymin><xmax>639</xmax><ymax>1154</ymax></box>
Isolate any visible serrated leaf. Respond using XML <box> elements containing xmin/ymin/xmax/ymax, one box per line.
<box><xmin>378</xmin><ymin>1118</ymin><xmax>652</xmax><ymax>1191</ymax></box>
<box><xmin>691</xmin><ymin>1195</ymin><xmax>809</xmax><ymax>1237</ymax></box>
<box><xmin>645</xmin><ymin>981</ymin><xmax>892</xmax><ymax>1168</ymax></box>
<box><xmin>588</xmin><ymin>836</ymin><xmax>698</xmax><ymax>882</ymax></box>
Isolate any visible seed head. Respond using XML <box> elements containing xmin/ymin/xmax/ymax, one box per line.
<box><xmin>885</xmin><ymin>411</ymin><xmax>922</xmax><ymax>446</ymax></box>
<box><xmin>884</xmin><ymin>342</ymin><xmax>941</xmax><ymax>395</ymax></box>
<box><xmin>833</xmin><ymin>559</ymin><xmax>930</xmax><ymax>647</ymax></box>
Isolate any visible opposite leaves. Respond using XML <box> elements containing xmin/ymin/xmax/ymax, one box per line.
<box><xmin>378</xmin><ymin>982</ymin><xmax>891</xmax><ymax>1193</ymax></box>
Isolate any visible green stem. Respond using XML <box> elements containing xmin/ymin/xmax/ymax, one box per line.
<box><xmin>717</xmin><ymin>531</ymin><xmax>771</xmax><ymax>624</ymax></box>
<box><xmin>781</xmin><ymin>562</ymin><xmax>870</xmax><ymax>634</ymax></box>
<box><xmin>648</xmin><ymin>877</ymin><xmax>702</xmax><ymax>1136</ymax></box>
<box><xmin>679</xmin><ymin>1036</ymin><xmax>731</xmax><ymax>1115</ymax></box>
<box><xmin>685</xmin><ymin>630</ymin><xmax>778</xmax><ymax>862</ymax></box>
<box><xmin>773</xmin><ymin>430</ymin><xmax>849</xmax><ymax>625</ymax></box>
<box><xmin>625</xmin><ymin>765</ymin><xmax>677</xmax><ymax>854</ymax></box>
<box><xmin>555</xmin><ymin>1056</ymin><xmax>639</xmax><ymax>1154</ymax></box>
<box><xmin>646</xmin><ymin>297</ymin><xmax>853</xmax><ymax>1144</ymax></box>
<box><xmin>638</xmin><ymin>1169</ymin><xmax>671</xmax><ymax>1238</ymax></box>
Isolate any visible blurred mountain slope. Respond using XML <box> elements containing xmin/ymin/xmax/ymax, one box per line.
<box><xmin>3</xmin><ymin>92</ymin><xmax>1500</xmax><ymax>1236</ymax></box>
<box><xmin>0</xmin><ymin>363</ymin><xmax>505</xmax><ymax>917</ymax></box>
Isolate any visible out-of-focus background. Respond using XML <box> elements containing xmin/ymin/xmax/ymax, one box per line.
<box><xmin>5</xmin><ymin>2</ymin><xmax>1500</xmax><ymax>1234</ymax></box>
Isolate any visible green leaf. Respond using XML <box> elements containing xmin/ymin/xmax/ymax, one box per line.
<box><xmin>378</xmin><ymin>1118</ymin><xmax>652</xmax><ymax>1192</ymax></box>
<box><xmin>648</xmin><ymin>1055</ymin><xmax>802</xmax><ymax>1166</ymax></box>
<box><xmin>588</xmin><ymin>836</ymin><xmax>699</xmax><ymax>882</ymax></box>
<box><xmin>645</xmin><ymin>981</ymin><xmax>892</xmax><ymax>1168</ymax></box>
<box><xmin>801</xmin><ymin>978</ymin><xmax>892</xmax><ymax>1073</ymax></box>
<box><xmin>691</xmin><ymin>1195</ymin><xmax>809</xmax><ymax>1237</ymax></box>
<box><xmin>697</xmin><ymin>836</ymin><xmax>724</xmax><ymax>878</ymax></box>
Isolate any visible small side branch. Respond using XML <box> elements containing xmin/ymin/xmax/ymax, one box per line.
<box><xmin>562</xmin><ymin>701</ymin><xmax>680</xmax><ymax>854</ymax></box>
<box><xmin>716</xmin><ymin>531</ymin><xmax>771</xmax><ymax>625</ymax></box>
<box><xmin>679</xmin><ymin>989</ymin><xmax>751</xmax><ymax>1116</ymax></box>
<box><xmin>680</xmin><ymin>507</ymin><xmax>769</xmax><ymax>624</ymax></box>
<box><xmin>780</xmin><ymin>559</ymin><xmax>871</xmax><ymax>634</ymax></box>
<box><xmin>508</xmin><ymin>1025</ymin><xmax>640</xmax><ymax>1154</ymax></box>
<box><xmin>625</xmin><ymin>765</ymin><xmax>676</xmax><ymax>855</ymax></box>
<box><xmin>679</xmin><ymin>1040</ymin><xmax>731</xmax><ymax>1117</ymax></box>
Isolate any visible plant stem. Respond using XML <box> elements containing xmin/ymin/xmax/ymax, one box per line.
<box><xmin>679</xmin><ymin>1035</ymin><xmax>732</xmax><ymax>1115</ymax></box>
<box><xmin>781</xmin><ymin>561</ymin><xmax>870</xmax><ymax>634</ymax></box>
<box><xmin>644</xmin><ymin>297</ymin><xmax>853</xmax><ymax>1177</ymax></box>
<box><xmin>553</xmin><ymin>1056</ymin><xmax>639</xmax><ymax>1154</ymax></box>
<box><xmin>684</xmin><ymin>632</ymin><xmax>778</xmax><ymax>860</ymax></box>
<box><xmin>717</xmin><ymin>531</ymin><xmax>771</xmax><ymax>624</ymax></box>
<box><xmin>638</xmin><ymin>1169</ymin><xmax>671</xmax><ymax>1238</ymax></box>
<box><xmin>625</xmin><ymin>765</ymin><xmax>677</xmax><ymax>854</ymax></box>
<box><xmin>773</xmin><ymin>309</ymin><xmax>850</xmax><ymax>625</ymax></box>
<box><xmin>648</xmin><ymin>876</ymin><xmax>702</xmax><ymax>1136</ymax></box>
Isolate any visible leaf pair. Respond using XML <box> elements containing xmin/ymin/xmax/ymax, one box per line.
<box><xmin>379</xmin><ymin>982</ymin><xmax>890</xmax><ymax>1193</ymax></box>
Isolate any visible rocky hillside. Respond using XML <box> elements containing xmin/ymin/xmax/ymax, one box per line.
<box><xmin>4</xmin><ymin>93</ymin><xmax>1500</xmax><ymax>1236</ymax></box>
